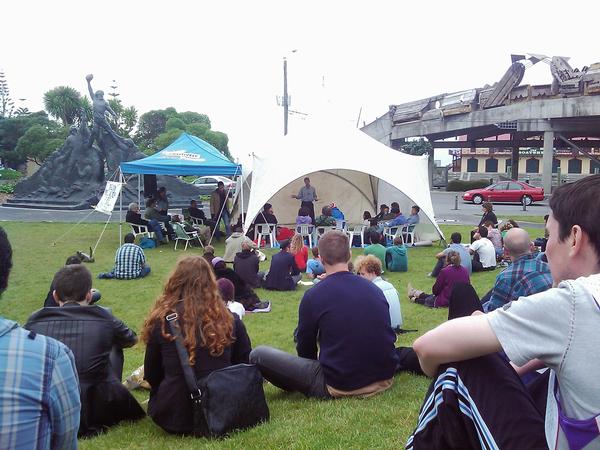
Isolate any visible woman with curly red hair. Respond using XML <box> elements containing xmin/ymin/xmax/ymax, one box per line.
<box><xmin>142</xmin><ymin>255</ymin><xmax>252</xmax><ymax>434</ymax></box>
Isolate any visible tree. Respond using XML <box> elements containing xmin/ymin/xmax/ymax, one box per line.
<box><xmin>0</xmin><ymin>71</ymin><xmax>15</xmax><ymax>119</ymax></box>
<box><xmin>14</xmin><ymin>123</ymin><xmax>66</xmax><ymax>165</ymax></box>
<box><xmin>400</xmin><ymin>138</ymin><xmax>432</xmax><ymax>156</ymax></box>
<box><xmin>165</xmin><ymin>117</ymin><xmax>186</xmax><ymax>131</ymax></box>
<box><xmin>178</xmin><ymin>111</ymin><xmax>210</xmax><ymax>127</ymax></box>
<box><xmin>135</xmin><ymin>109</ymin><xmax>170</xmax><ymax>151</ymax></box>
<box><xmin>43</xmin><ymin>86</ymin><xmax>85</xmax><ymax>126</ymax></box>
<box><xmin>107</xmin><ymin>98</ymin><xmax>138</xmax><ymax>138</ymax></box>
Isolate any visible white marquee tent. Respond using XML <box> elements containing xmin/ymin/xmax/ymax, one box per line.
<box><xmin>242</xmin><ymin>121</ymin><xmax>444</xmax><ymax>242</ymax></box>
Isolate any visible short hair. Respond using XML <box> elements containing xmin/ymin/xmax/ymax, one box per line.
<box><xmin>204</xmin><ymin>245</ymin><xmax>215</xmax><ymax>254</ymax></box>
<box><xmin>483</xmin><ymin>220</ymin><xmax>495</xmax><ymax>228</ymax></box>
<box><xmin>393</xmin><ymin>236</ymin><xmax>403</xmax><ymax>246</ymax></box>
<box><xmin>450</xmin><ymin>232</ymin><xmax>462</xmax><ymax>244</ymax></box>
<box><xmin>304</xmin><ymin>177</ymin><xmax>310</xmax><ymax>182</ymax></box>
<box><xmin>52</xmin><ymin>265</ymin><xmax>92</xmax><ymax>303</ymax></box>
<box><xmin>311</xmin><ymin>247</ymin><xmax>319</xmax><ymax>258</ymax></box>
<box><xmin>279</xmin><ymin>239</ymin><xmax>291</xmax><ymax>251</ymax></box>
<box><xmin>477</xmin><ymin>226</ymin><xmax>488</xmax><ymax>238</ymax></box>
<box><xmin>390</xmin><ymin>202</ymin><xmax>400</xmax><ymax>214</ymax></box>
<box><xmin>412</xmin><ymin>205</ymin><xmax>420</xmax><ymax>213</ymax></box>
<box><xmin>217</xmin><ymin>181</ymin><xmax>224</xmax><ymax>187</ymax></box>
<box><xmin>263</xmin><ymin>203</ymin><xmax>272</xmax><ymax>211</ymax></box>
<box><xmin>319</xmin><ymin>231</ymin><xmax>350</xmax><ymax>265</ymax></box>
<box><xmin>0</xmin><ymin>227</ymin><xmax>12</xmax><ymax>293</ymax></box>
<box><xmin>190</xmin><ymin>199</ymin><xmax>197</xmax><ymax>206</ymax></box>
<box><xmin>65</xmin><ymin>255</ymin><xmax>82</xmax><ymax>265</ymax></box>
<box><xmin>158</xmin><ymin>186</ymin><xmax>166</xmax><ymax>193</ymax></box>
<box><xmin>128</xmin><ymin>202</ymin><xmax>139</xmax><ymax>211</ymax></box>
<box><xmin>321</xmin><ymin>206</ymin><xmax>332</xmax><ymax>216</ymax></box>
<box><xmin>380</xmin><ymin>204</ymin><xmax>388</xmax><ymax>211</ymax></box>
<box><xmin>146</xmin><ymin>197</ymin><xmax>156</xmax><ymax>208</ymax></box>
<box><xmin>298</xmin><ymin>207</ymin><xmax>310</xmax><ymax>216</ymax></box>
<box><xmin>124</xmin><ymin>233</ymin><xmax>135</xmax><ymax>244</ymax></box>
<box><xmin>370</xmin><ymin>231</ymin><xmax>381</xmax><ymax>244</ymax></box>
<box><xmin>446</xmin><ymin>250</ymin><xmax>461</xmax><ymax>267</ymax></box>
<box><xmin>550</xmin><ymin>174</ymin><xmax>600</xmax><ymax>264</ymax></box>
<box><xmin>482</xmin><ymin>201</ymin><xmax>493</xmax><ymax>212</ymax></box>
<box><xmin>355</xmin><ymin>255</ymin><xmax>382</xmax><ymax>276</ymax></box>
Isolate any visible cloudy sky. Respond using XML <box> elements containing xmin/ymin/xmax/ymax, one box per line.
<box><xmin>3</xmin><ymin>0</ymin><xmax>598</xmax><ymax>163</ymax></box>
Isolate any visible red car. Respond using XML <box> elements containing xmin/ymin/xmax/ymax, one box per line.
<box><xmin>462</xmin><ymin>181</ymin><xmax>544</xmax><ymax>205</ymax></box>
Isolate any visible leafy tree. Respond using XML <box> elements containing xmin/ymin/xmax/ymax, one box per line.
<box><xmin>154</xmin><ymin>128</ymin><xmax>183</xmax><ymax>150</ymax></box>
<box><xmin>43</xmin><ymin>86</ymin><xmax>85</xmax><ymax>126</ymax></box>
<box><xmin>135</xmin><ymin>109</ymin><xmax>170</xmax><ymax>151</ymax></box>
<box><xmin>0</xmin><ymin>71</ymin><xmax>15</xmax><ymax>119</ymax></box>
<box><xmin>202</xmin><ymin>130</ymin><xmax>231</xmax><ymax>159</ymax></box>
<box><xmin>186</xmin><ymin>122</ymin><xmax>209</xmax><ymax>137</ymax></box>
<box><xmin>0</xmin><ymin>112</ymin><xmax>54</xmax><ymax>167</ymax></box>
<box><xmin>400</xmin><ymin>138</ymin><xmax>432</xmax><ymax>156</ymax></box>
<box><xmin>14</xmin><ymin>123</ymin><xmax>66</xmax><ymax>165</ymax></box>
<box><xmin>107</xmin><ymin>99</ymin><xmax>138</xmax><ymax>138</ymax></box>
<box><xmin>165</xmin><ymin>117</ymin><xmax>186</xmax><ymax>131</ymax></box>
<box><xmin>178</xmin><ymin>111</ymin><xmax>210</xmax><ymax>127</ymax></box>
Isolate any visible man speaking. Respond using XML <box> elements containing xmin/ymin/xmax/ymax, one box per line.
<box><xmin>292</xmin><ymin>177</ymin><xmax>318</xmax><ymax>223</ymax></box>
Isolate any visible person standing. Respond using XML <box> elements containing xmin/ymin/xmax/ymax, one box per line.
<box><xmin>292</xmin><ymin>177</ymin><xmax>318</xmax><ymax>223</ymax></box>
<box><xmin>210</xmin><ymin>181</ymin><xmax>232</xmax><ymax>237</ymax></box>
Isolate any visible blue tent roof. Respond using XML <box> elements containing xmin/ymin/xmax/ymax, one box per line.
<box><xmin>120</xmin><ymin>132</ymin><xmax>241</xmax><ymax>176</ymax></box>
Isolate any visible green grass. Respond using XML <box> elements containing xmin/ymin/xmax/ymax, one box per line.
<box><xmin>497</xmin><ymin>215</ymin><xmax>547</xmax><ymax>224</ymax></box>
<box><xmin>0</xmin><ymin>222</ymin><xmax>538</xmax><ymax>449</ymax></box>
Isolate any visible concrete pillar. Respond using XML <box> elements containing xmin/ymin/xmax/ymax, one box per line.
<box><xmin>542</xmin><ymin>131</ymin><xmax>554</xmax><ymax>195</ymax></box>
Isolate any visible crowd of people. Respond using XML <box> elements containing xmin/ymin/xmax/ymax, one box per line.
<box><xmin>0</xmin><ymin>174</ymin><xmax>598</xmax><ymax>449</ymax></box>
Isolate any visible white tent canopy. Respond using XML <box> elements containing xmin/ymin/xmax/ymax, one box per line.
<box><xmin>242</xmin><ymin>121</ymin><xmax>444</xmax><ymax>242</ymax></box>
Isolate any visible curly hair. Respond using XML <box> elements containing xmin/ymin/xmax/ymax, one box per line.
<box><xmin>142</xmin><ymin>256</ymin><xmax>234</xmax><ymax>364</ymax></box>
<box><xmin>354</xmin><ymin>254</ymin><xmax>382</xmax><ymax>276</ymax></box>
<box><xmin>290</xmin><ymin>233</ymin><xmax>305</xmax><ymax>254</ymax></box>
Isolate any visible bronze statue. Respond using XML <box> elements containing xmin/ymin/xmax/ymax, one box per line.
<box><xmin>85</xmin><ymin>74</ymin><xmax>125</xmax><ymax>149</ymax></box>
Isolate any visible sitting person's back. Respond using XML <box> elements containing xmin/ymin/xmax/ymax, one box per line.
<box><xmin>469</xmin><ymin>226</ymin><xmax>496</xmax><ymax>272</ymax></box>
<box><xmin>290</xmin><ymin>233</ymin><xmax>308</xmax><ymax>272</ymax></box>
<box><xmin>264</xmin><ymin>240</ymin><xmax>301</xmax><ymax>290</ymax></box>
<box><xmin>212</xmin><ymin>258</ymin><xmax>262</xmax><ymax>311</ymax></box>
<box><xmin>223</xmin><ymin>226</ymin><xmax>255</xmax><ymax>263</ymax></box>
<box><xmin>385</xmin><ymin>236</ymin><xmax>408</xmax><ymax>272</ymax></box>
<box><xmin>99</xmin><ymin>233</ymin><xmax>151</xmax><ymax>279</ymax></box>
<box><xmin>306</xmin><ymin>247</ymin><xmax>325</xmax><ymax>279</ymax></box>
<box><xmin>26</xmin><ymin>264</ymin><xmax>144</xmax><ymax>437</ymax></box>
<box><xmin>142</xmin><ymin>256</ymin><xmax>251</xmax><ymax>435</ymax></box>
<box><xmin>364</xmin><ymin>232</ymin><xmax>387</xmax><ymax>269</ymax></box>
<box><xmin>315</xmin><ymin>206</ymin><xmax>336</xmax><ymax>227</ymax></box>
<box><xmin>234</xmin><ymin>241</ymin><xmax>262</xmax><ymax>288</ymax></box>
<box><xmin>296</xmin><ymin>207</ymin><xmax>313</xmax><ymax>225</ymax></box>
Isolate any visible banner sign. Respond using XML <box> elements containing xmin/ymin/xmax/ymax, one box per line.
<box><xmin>95</xmin><ymin>181</ymin><xmax>122</xmax><ymax>215</ymax></box>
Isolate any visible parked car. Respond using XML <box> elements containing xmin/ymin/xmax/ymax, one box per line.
<box><xmin>192</xmin><ymin>175</ymin><xmax>236</xmax><ymax>195</ymax></box>
<box><xmin>462</xmin><ymin>181</ymin><xmax>544</xmax><ymax>205</ymax></box>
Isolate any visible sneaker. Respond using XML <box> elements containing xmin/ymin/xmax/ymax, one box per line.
<box><xmin>427</xmin><ymin>272</ymin><xmax>433</xmax><ymax>277</ymax></box>
<box><xmin>252</xmin><ymin>301</ymin><xmax>271</xmax><ymax>313</ymax></box>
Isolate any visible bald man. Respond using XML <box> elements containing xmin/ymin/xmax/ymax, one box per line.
<box><xmin>483</xmin><ymin>228</ymin><xmax>552</xmax><ymax>312</ymax></box>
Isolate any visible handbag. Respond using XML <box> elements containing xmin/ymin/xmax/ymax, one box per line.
<box><xmin>166</xmin><ymin>313</ymin><xmax>269</xmax><ymax>438</ymax></box>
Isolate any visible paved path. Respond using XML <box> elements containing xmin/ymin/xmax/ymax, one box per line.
<box><xmin>0</xmin><ymin>191</ymin><xmax>549</xmax><ymax>228</ymax></box>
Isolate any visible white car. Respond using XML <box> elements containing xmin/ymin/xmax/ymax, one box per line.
<box><xmin>192</xmin><ymin>176</ymin><xmax>236</xmax><ymax>195</ymax></box>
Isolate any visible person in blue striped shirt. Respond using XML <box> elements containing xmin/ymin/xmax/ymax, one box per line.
<box><xmin>0</xmin><ymin>227</ymin><xmax>80</xmax><ymax>449</ymax></box>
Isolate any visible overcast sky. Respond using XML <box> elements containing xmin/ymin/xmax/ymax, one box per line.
<box><xmin>3</xmin><ymin>1</ymin><xmax>599</xmax><ymax>164</ymax></box>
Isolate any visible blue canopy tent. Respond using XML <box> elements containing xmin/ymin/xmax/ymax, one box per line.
<box><xmin>119</xmin><ymin>132</ymin><xmax>242</xmax><ymax>243</ymax></box>
<box><xmin>120</xmin><ymin>132</ymin><xmax>241</xmax><ymax>176</ymax></box>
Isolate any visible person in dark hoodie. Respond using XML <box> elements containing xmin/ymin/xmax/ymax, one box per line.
<box><xmin>264</xmin><ymin>239</ymin><xmax>301</xmax><ymax>291</ymax></box>
<box><xmin>212</xmin><ymin>257</ymin><xmax>269</xmax><ymax>311</ymax></box>
<box><xmin>234</xmin><ymin>240</ymin><xmax>264</xmax><ymax>288</ymax></box>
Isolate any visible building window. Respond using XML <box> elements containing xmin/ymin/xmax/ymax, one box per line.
<box><xmin>485</xmin><ymin>158</ymin><xmax>498</xmax><ymax>173</ymax></box>
<box><xmin>591</xmin><ymin>159</ymin><xmax>600</xmax><ymax>174</ymax></box>
<box><xmin>568</xmin><ymin>158</ymin><xmax>582</xmax><ymax>174</ymax></box>
<box><xmin>525</xmin><ymin>158</ymin><xmax>539</xmax><ymax>173</ymax></box>
<box><xmin>467</xmin><ymin>158</ymin><xmax>478</xmax><ymax>172</ymax></box>
<box><xmin>505</xmin><ymin>158</ymin><xmax>512</xmax><ymax>172</ymax></box>
<box><xmin>552</xmin><ymin>158</ymin><xmax>561</xmax><ymax>173</ymax></box>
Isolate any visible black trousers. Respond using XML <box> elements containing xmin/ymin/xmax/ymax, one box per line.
<box><xmin>301</xmin><ymin>201</ymin><xmax>315</xmax><ymax>223</ymax></box>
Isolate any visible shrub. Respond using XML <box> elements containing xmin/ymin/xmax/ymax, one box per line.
<box><xmin>0</xmin><ymin>168</ymin><xmax>23</xmax><ymax>181</ymax></box>
<box><xmin>446</xmin><ymin>179</ymin><xmax>491</xmax><ymax>191</ymax></box>
<box><xmin>0</xmin><ymin>182</ymin><xmax>16</xmax><ymax>194</ymax></box>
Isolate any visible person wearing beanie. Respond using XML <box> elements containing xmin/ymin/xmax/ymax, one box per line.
<box><xmin>216</xmin><ymin>278</ymin><xmax>245</xmax><ymax>319</ymax></box>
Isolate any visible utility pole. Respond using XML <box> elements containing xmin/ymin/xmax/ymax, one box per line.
<box><xmin>283</xmin><ymin>57</ymin><xmax>288</xmax><ymax>135</ymax></box>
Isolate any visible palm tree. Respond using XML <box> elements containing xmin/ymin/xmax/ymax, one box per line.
<box><xmin>43</xmin><ymin>86</ymin><xmax>83</xmax><ymax>126</ymax></box>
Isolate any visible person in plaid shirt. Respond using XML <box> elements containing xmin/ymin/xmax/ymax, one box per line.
<box><xmin>99</xmin><ymin>233</ymin><xmax>151</xmax><ymax>279</ymax></box>
<box><xmin>483</xmin><ymin>227</ymin><xmax>552</xmax><ymax>312</ymax></box>
<box><xmin>0</xmin><ymin>227</ymin><xmax>80</xmax><ymax>449</ymax></box>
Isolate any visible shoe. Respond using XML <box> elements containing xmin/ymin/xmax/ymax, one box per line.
<box><xmin>252</xmin><ymin>301</ymin><xmax>271</xmax><ymax>313</ymax></box>
<box><xmin>427</xmin><ymin>272</ymin><xmax>433</xmax><ymax>277</ymax></box>
<box><xmin>407</xmin><ymin>283</ymin><xmax>415</xmax><ymax>300</ymax></box>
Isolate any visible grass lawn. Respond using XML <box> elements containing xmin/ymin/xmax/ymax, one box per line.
<box><xmin>0</xmin><ymin>222</ymin><xmax>540</xmax><ymax>449</ymax></box>
<box><xmin>497</xmin><ymin>215</ymin><xmax>547</xmax><ymax>225</ymax></box>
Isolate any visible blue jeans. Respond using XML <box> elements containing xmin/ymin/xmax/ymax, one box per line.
<box><xmin>147</xmin><ymin>219</ymin><xmax>164</xmax><ymax>241</ymax></box>
<box><xmin>215</xmin><ymin>210</ymin><xmax>231</xmax><ymax>236</ymax></box>
<box><xmin>139</xmin><ymin>266</ymin><xmax>151</xmax><ymax>278</ymax></box>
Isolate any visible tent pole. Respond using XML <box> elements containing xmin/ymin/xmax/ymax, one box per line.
<box><xmin>137</xmin><ymin>175</ymin><xmax>141</xmax><ymax>207</ymax></box>
<box><xmin>239</xmin><ymin>166</ymin><xmax>245</xmax><ymax>232</ymax></box>
<box><xmin>119</xmin><ymin>169</ymin><xmax>123</xmax><ymax>245</ymax></box>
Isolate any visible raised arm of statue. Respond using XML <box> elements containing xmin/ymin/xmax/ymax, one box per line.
<box><xmin>85</xmin><ymin>74</ymin><xmax>95</xmax><ymax>99</ymax></box>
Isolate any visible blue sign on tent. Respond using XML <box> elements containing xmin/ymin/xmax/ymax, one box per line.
<box><xmin>120</xmin><ymin>132</ymin><xmax>241</xmax><ymax>176</ymax></box>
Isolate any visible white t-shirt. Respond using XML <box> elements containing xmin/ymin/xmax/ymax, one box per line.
<box><xmin>470</xmin><ymin>238</ymin><xmax>496</xmax><ymax>268</ymax></box>
<box><xmin>487</xmin><ymin>274</ymin><xmax>600</xmax><ymax>449</ymax></box>
<box><xmin>227</xmin><ymin>301</ymin><xmax>245</xmax><ymax>319</ymax></box>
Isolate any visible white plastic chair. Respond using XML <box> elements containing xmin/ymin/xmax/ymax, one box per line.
<box><xmin>401</xmin><ymin>224</ymin><xmax>416</xmax><ymax>246</ymax></box>
<box><xmin>346</xmin><ymin>224</ymin><xmax>366</xmax><ymax>248</ymax></box>
<box><xmin>296</xmin><ymin>224</ymin><xmax>314</xmax><ymax>248</ymax></box>
<box><xmin>254</xmin><ymin>223</ymin><xmax>276</xmax><ymax>248</ymax></box>
<box><xmin>383</xmin><ymin>226</ymin><xmax>402</xmax><ymax>245</ymax></box>
<box><xmin>315</xmin><ymin>226</ymin><xmax>337</xmax><ymax>243</ymax></box>
<box><xmin>127</xmin><ymin>222</ymin><xmax>154</xmax><ymax>240</ymax></box>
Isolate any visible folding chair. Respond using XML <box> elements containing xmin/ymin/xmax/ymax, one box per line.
<box><xmin>173</xmin><ymin>223</ymin><xmax>201</xmax><ymax>251</ymax></box>
<box><xmin>346</xmin><ymin>224</ymin><xmax>367</xmax><ymax>248</ymax></box>
<box><xmin>127</xmin><ymin>222</ymin><xmax>154</xmax><ymax>240</ymax></box>
<box><xmin>296</xmin><ymin>224</ymin><xmax>314</xmax><ymax>248</ymax></box>
<box><xmin>254</xmin><ymin>223</ymin><xmax>276</xmax><ymax>248</ymax></box>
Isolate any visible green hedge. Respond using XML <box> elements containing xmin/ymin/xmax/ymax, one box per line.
<box><xmin>0</xmin><ymin>168</ymin><xmax>22</xmax><ymax>181</ymax></box>
<box><xmin>0</xmin><ymin>183</ymin><xmax>16</xmax><ymax>194</ymax></box>
<box><xmin>446</xmin><ymin>179</ymin><xmax>491</xmax><ymax>191</ymax></box>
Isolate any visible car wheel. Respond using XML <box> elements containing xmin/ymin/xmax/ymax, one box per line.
<box><xmin>521</xmin><ymin>195</ymin><xmax>533</xmax><ymax>206</ymax></box>
<box><xmin>472</xmin><ymin>195</ymin><xmax>483</xmax><ymax>205</ymax></box>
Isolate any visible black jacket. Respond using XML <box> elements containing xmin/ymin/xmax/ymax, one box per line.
<box><xmin>264</xmin><ymin>251</ymin><xmax>299</xmax><ymax>291</ymax></box>
<box><xmin>234</xmin><ymin>250</ymin><xmax>260</xmax><ymax>288</ymax></box>
<box><xmin>144</xmin><ymin>312</ymin><xmax>251</xmax><ymax>434</ymax></box>
<box><xmin>214</xmin><ymin>266</ymin><xmax>260</xmax><ymax>310</ymax></box>
<box><xmin>126</xmin><ymin>210</ymin><xmax>149</xmax><ymax>227</ymax></box>
<box><xmin>189</xmin><ymin>206</ymin><xmax>207</xmax><ymax>221</ymax></box>
<box><xmin>478</xmin><ymin>211</ymin><xmax>498</xmax><ymax>227</ymax></box>
<box><xmin>25</xmin><ymin>304</ymin><xmax>144</xmax><ymax>436</ymax></box>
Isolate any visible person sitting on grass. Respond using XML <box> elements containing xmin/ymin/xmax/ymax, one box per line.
<box><xmin>431</xmin><ymin>232</ymin><xmax>472</xmax><ymax>277</ymax></box>
<box><xmin>364</xmin><ymin>231</ymin><xmax>387</xmax><ymax>269</ymax></box>
<box><xmin>223</xmin><ymin>225</ymin><xmax>256</xmax><ymax>263</ymax></box>
<box><xmin>142</xmin><ymin>256</ymin><xmax>252</xmax><ymax>435</ymax></box>
<box><xmin>385</xmin><ymin>236</ymin><xmax>408</xmax><ymax>272</ymax></box>
<box><xmin>355</xmin><ymin>255</ymin><xmax>403</xmax><ymax>332</ymax></box>
<box><xmin>126</xmin><ymin>202</ymin><xmax>166</xmax><ymax>243</ymax></box>
<box><xmin>290</xmin><ymin>233</ymin><xmax>309</xmax><ymax>272</ymax></box>
<box><xmin>264</xmin><ymin>239</ymin><xmax>301</xmax><ymax>291</ymax></box>
<box><xmin>469</xmin><ymin>226</ymin><xmax>496</xmax><ymax>272</ymax></box>
<box><xmin>250</xmin><ymin>231</ymin><xmax>398</xmax><ymax>399</ymax></box>
<box><xmin>217</xmin><ymin>278</ymin><xmax>245</xmax><ymax>320</ymax></box>
<box><xmin>315</xmin><ymin>205</ymin><xmax>337</xmax><ymax>227</ymax></box>
<box><xmin>234</xmin><ymin>240</ymin><xmax>264</xmax><ymax>288</ymax></box>
<box><xmin>485</xmin><ymin>220</ymin><xmax>504</xmax><ymax>259</ymax></box>
<box><xmin>44</xmin><ymin>254</ymin><xmax>101</xmax><ymax>307</ymax></box>
<box><xmin>365</xmin><ymin>218</ymin><xmax>381</xmax><ymax>244</ymax></box>
<box><xmin>407</xmin><ymin>174</ymin><xmax>600</xmax><ymax>450</ymax></box>
<box><xmin>212</xmin><ymin>257</ymin><xmax>267</xmax><ymax>312</ymax></box>
<box><xmin>98</xmin><ymin>233</ymin><xmax>151</xmax><ymax>279</ymax></box>
<box><xmin>26</xmin><ymin>264</ymin><xmax>145</xmax><ymax>437</ymax></box>
<box><xmin>408</xmin><ymin>250</ymin><xmax>470</xmax><ymax>308</ymax></box>
<box><xmin>306</xmin><ymin>247</ymin><xmax>325</xmax><ymax>279</ymax></box>
<box><xmin>0</xmin><ymin>227</ymin><xmax>81</xmax><ymax>449</ymax></box>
